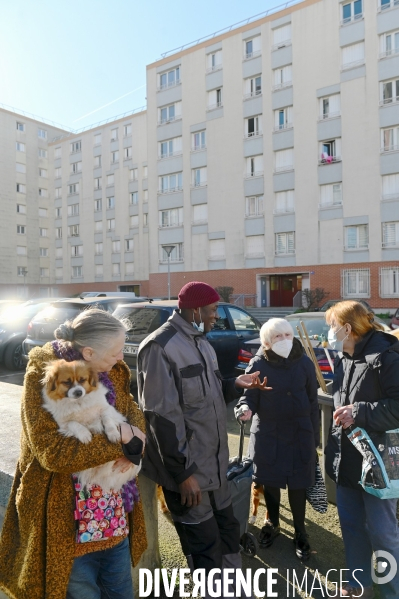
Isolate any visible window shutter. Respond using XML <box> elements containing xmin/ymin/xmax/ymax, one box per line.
<box><xmin>273</xmin><ymin>24</ymin><xmax>291</xmax><ymax>45</ymax></box>
<box><xmin>193</xmin><ymin>204</ymin><xmax>207</xmax><ymax>222</ymax></box>
<box><xmin>287</xmin><ymin>232</ymin><xmax>295</xmax><ymax>253</ymax></box>
<box><xmin>383</xmin><ymin>222</ymin><xmax>398</xmax><ymax>246</ymax></box>
<box><xmin>275</xmin><ymin>192</ymin><xmax>285</xmax><ymax>212</ymax></box>
<box><xmin>276</xmin><ymin>233</ymin><xmax>285</xmax><ymax>253</ymax></box>
<box><xmin>358</xmin><ymin>225</ymin><xmax>369</xmax><ymax>247</ymax></box>
<box><xmin>346</xmin><ymin>227</ymin><xmax>357</xmax><ymax>248</ymax></box>
<box><xmin>209</xmin><ymin>239</ymin><xmax>225</xmax><ymax>259</ymax></box>
<box><xmin>329</xmin><ymin>94</ymin><xmax>340</xmax><ymax>114</ymax></box>
<box><xmin>332</xmin><ymin>184</ymin><xmax>342</xmax><ymax>204</ymax></box>
<box><xmin>246</xmin><ymin>235</ymin><xmax>264</xmax><ymax>256</ymax></box>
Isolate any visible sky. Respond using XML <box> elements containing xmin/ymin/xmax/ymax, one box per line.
<box><xmin>0</xmin><ymin>0</ymin><xmax>298</xmax><ymax>131</ymax></box>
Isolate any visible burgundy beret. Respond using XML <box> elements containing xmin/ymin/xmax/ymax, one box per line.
<box><xmin>178</xmin><ymin>281</ymin><xmax>220</xmax><ymax>309</ymax></box>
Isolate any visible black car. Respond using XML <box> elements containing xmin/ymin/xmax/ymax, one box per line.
<box><xmin>112</xmin><ymin>300</ymin><xmax>262</xmax><ymax>384</ymax></box>
<box><xmin>22</xmin><ymin>297</ymin><xmax>138</xmax><ymax>363</ymax></box>
<box><xmin>317</xmin><ymin>299</ymin><xmax>373</xmax><ymax>313</ymax></box>
<box><xmin>0</xmin><ymin>298</ymin><xmax>60</xmax><ymax>370</ymax></box>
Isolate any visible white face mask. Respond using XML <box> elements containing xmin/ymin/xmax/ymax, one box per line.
<box><xmin>327</xmin><ymin>324</ymin><xmax>348</xmax><ymax>351</ymax></box>
<box><xmin>192</xmin><ymin>308</ymin><xmax>204</xmax><ymax>333</ymax></box>
<box><xmin>272</xmin><ymin>339</ymin><xmax>293</xmax><ymax>358</ymax></box>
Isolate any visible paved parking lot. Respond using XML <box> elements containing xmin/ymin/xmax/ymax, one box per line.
<box><xmin>0</xmin><ymin>366</ymin><xmax>25</xmax><ymax>387</ymax></box>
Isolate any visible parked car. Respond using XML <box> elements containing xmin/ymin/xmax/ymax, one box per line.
<box><xmin>22</xmin><ymin>297</ymin><xmax>138</xmax><ymax>363</ymax></box>
<box><xmin>390</xmin><ymin>308</ymin><xmax>399</xmax><ymax>330</ymax></box>
<box><xmin>316</xmin><ymin>299</ymin><xmax>373</xmax><ymax>313</ymax></box>
<box><xmin>112</xmin><ymin>300</ymin><xmax>262</xmax><ymax>385</ymax></box>
<box><xmin>0</xmin><ymin>298</ymin><xmax>61</xmax><ymax>370</ymax></box>
<box><xmin>0</xmin><ymin>300</ymin><xmax>24</xmax><ymax>318</ymax></box>
<box><xmin>79</xmin><ymin>292</ymin><xmax>146</xmax><ymax>299</ymax></box>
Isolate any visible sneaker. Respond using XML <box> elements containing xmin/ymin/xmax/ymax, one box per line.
<box><xmin>258</xmin><ymin>520</ymin><xmax>280</xmax><ymax>548</ymax></box>
<box><xmin>293</xmin><ymin>531</ymin><xmax>311</xmax><ymax>561</ymax></box>
<box><xmin>340</xmin><ymin>584</ymin><xmax>374</xmax><ymax>598</ymax></box>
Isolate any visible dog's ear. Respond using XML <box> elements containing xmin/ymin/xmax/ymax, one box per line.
<box><xmin>88</xmin><ymin>367</ymin><xmax>98</xmax><ymax>388</ymax></box>
<box><xmin>41</xmin><ymin>362</ymin><xmax>58</xmax><ymax>393</ymax></box>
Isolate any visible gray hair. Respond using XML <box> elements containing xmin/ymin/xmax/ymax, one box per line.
<box><xmin>54</xmin><ymin>308</ymin><xmax>127</xmax><ymax>354</ymax></box>
<box><xmin>260</xmin><ymin>318</ymin><xmax>294</xmax><ymax>348</ymax></box>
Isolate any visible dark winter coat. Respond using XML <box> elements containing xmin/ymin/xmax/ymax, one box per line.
<box><xmin>325</xmin><ymin>330</ymin><xmax>399</xmax><ymax>488</ymax></box>
<box><xmin>235</xmin><ymin>338</ymin><xmax>319</xmax><ymax>489</ymax></box>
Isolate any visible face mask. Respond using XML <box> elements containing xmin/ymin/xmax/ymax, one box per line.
<box><xmin>328</xmin><ymin>324</ymin><xmax>348</xmax><ymax>351</ymax></box>
<box><xmin>192</xmin><ymin>309</ymin><xmax>204</xmax><ymax>333</ymax></box>
<box><xmin>272</xmin><ymin>339</ymin><xmax>293</xmax><ymax>359</ymax></box>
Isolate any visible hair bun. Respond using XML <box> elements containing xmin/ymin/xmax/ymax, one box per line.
<box><xmin>54</xmin><ymin>323</ymin><xmax>74</xmax><ymax>342</ymax></box>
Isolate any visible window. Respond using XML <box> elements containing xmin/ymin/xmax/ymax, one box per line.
<box><xmin>95</xmin><ymin>265</ymin><xmax>103</xmax><ymax>276</ymax></box>
<box><xmin>380</xmin><ymin>30</ymin><xmax>399</xmax><ymax>58</ymax></box>
<box><xmin>38</xmin><ymin>188</ymin><xmax>48</xmax><ymax>197</ymax></box>
<box><xmin>380</xmin><ymin>0</ymin><xmax>399</xmax><ymax>10</ymax></box>
<box><xmin>39</xmin><ymin>228</ymin><xmax>48</xmax><ymax>237</ymax></box>
<box><xmin>107</xmin><ymin>197</ymin><xmax>115</xmax><ymax>209</ymax></box>
<box><xmin>192</xmin><ymin>131</ymin><xmax>206</xmax><ymax>151</ymax></box>
<box><xmin>209</xmin><ymin>239</ymin><xmax>225</xmax><ymax>260</ymax></box>
<box><xmin>17</xmin><ymin>266</ymin><xmax>27</xmax><ymax>276</ymax></box>
<box><xmin>72</xmin><ymin>266</ymin><xmax>83</xmax><ymax>278</ymax></box>
<box><xmin>111</xmin><ymin>151</ymin><xmax>119</xmax><ymax>163</ymax></box>
<box><xmin>275</xmin><ymin>148</ymin><xmax>294</xmax><ymax>172</ymax></box>
<box><xmin>381</xmin><ymin>127</ymin><xmax>399</xmax><ymax>152</ymax></box>
<box><xmin>320</xmin><ymin>139</ymin><xmax>341</xmax><ymax>162</ymax></box>
<box><xmin>143</xmin><ymin>190</ymin><xmax>148</xmax><ymax>203</ymax></box>
<box><xmin>244</xmin><ymin>36</ymin><xmax>261</xmax><ymax>59</ymax></box>
<box><xmin>245</xmin><ymin>115</ymin><xmax>262</xmax><ymax>138</ymax></box>
<box><xmin>16</xmin><ymin>122</ymin><xmax>25</xmax><ymax>132</ymax></box>
<box><xmin>159</xmin><ymin>102</ymin><xmax>182</xmax><ymax>124</ymax></box>
<box><xmin>55</xmin><ymin>187</ymin><xmax>62</xmax><ymax>198</ymax></box>
<box><xmin>16</xmin><ymin>142</ymin><xmax>25</xmax><ymax>152</ymax></box>
<box><xmin>192</xmin><ymin>167</ymin><xmax>207</xmax><ymax>187</ymax></box>
<box><xmin>159</xmin><ymin>207</ymin><xmax>183</xmax><ymax>228</ymax></box>
<box><xmin>68</xmin><ymin>225</ymin><xmax>79</xmax><ymax>237</ymax></box>
<box><xmin>95</xmin><ymin>221</ymin><xmax>103</xmax><ymax>232</ymax></box>
<box><xmin>16</xmin><ymin>163</ymin><xmax>26</xmax><ymax>173</ymax></box>
<box><xmin>342</xmin><ymin>42</ymin><xmax>365</xmax><ymax>70</ymax></box>
<box><xmin>56</xmin><ymin>267</ymin><xmax>63</xmax><ymax>278</ymax></box>
<box><xmin>94</xmin><ymin>199</ymin><xmax>102</xmax><ymax>211</ymax></box>
<box><xmin>38</xmin><ymin>148</ymin><xmax>47</xmax><ymax>158</ymax></box>
<box><xmin>381</xmin><ymin>78</ymin><xmax>399</xmax><ymax>105</ymax></box>
<box><xmin>16</xmin><ymin>204</ymin><xmax>26</xmax><ymax>214</ymax></box>
<box><xmin>107</xmin><ymin>174</ymin><xmax>114</xmax><ymax>186</ymax></box>
<box><xmin>124</xmin><ymin>147</ymin><xmax>132</xmax><ymax>159</ymax></box>
<box><xmin>54</xmin><ymin>147</ymin><xmax>61</xmax><ymax>158</ymax></box>
<box><xmin>275</xmin><ymin>190</ymin><xmax>294</xmax><ymax>213</ymax></box>
<box><xmin>68</xmin><ymin>183</ymin><xmax>79</xmax><ymax>195</ymax></box>
<box><xmin>125</xmin><ymin>238</ymin><xmax>134</xmax><ymax>251</ymax></box>
<box><xmin>272</xmin><ymin>24</ymin><xmax>292</xmax><ymax>48</ymax></box>
<box><xmin>275</xmin><ymin>232</ymin><xmax>295</xmax><ymax>255</ymax></box>
<box><xmin>206</xmin><ymin>50</ymin><xmax>222</xmax><ymax>72</ymax></box>
<box><xmin>382</xmin><ymin>221</ymin><xmax>399</xmax><ymax>247</ymax></box>
<box><xmin>94</xmin><ymin>133</ymin><xmax>102</xmax><ymax>145</ymax></box>
<box><xmin>380</xmin><ymin>267</ymin><xmax>399</xmax><ymax>297</ymax></box>
<box><xmin>320</xmin><ymin>183</ymin><xmax>342</xmax><ymax>207</ymax></box>
<box><xmin>55</xmin><ymin>227</ymin><xmax>62</xmax><ymax>239</ymax></box>
<box><xmin>110</xmin><ymin>128</ymin><xmax>118</xmax><ymax>141</ymax></box>
<box><xmin>246</xmin><ymin>195</ymin><xmax>264</xmax><ymax>217</ymax></box>
<box><xmin>40</xmin><ymin>248</ymin><xmax>48</xmax><ymax>257</ymax></box>
<box><xmin>130</xmin><ymin>168</ymin><xmax>138</xmax><ymax>180</ymax></box>
<box><xmin>192</xmin><ymin>203</ymin><xmax>208</xmax><ymax>224</ymax></box>
<box><xmin>274</xmin><ymin>106</ymin><xmax>293</xmax><ymax>130</ymax></box>
<box><xmin>38</xmin><ymin>208</ymin><xmax>48</xmax><ymax>218</ymax></box>
<box><xmin>143</xmin><ymin>213</ymin><xmax>148</xmax><ymax>226</ymax></box>
<box><xmin>208</xmin><ymin>88</ymin><xmax>222</xmax><ymax>110</ymax></box>
<box><xmin>130</xmin><ymin>215</ymin><xmax>139</xmax><ymax>227</ymax></box>
<box><xmin>341</xmin><ymin>0</ymin><xmax>363</xmax><ymax>24</ymax></box>
<box><xmin>70</xmin><ymin>162</ymin><xmax>82</xmax><ymax>174</ymax></box>
<box><xmin>16</xmin><ymin>246</ymin><xmax>27</xmax><ymax>255</ymax></box>
<box><xmin>17</xmin><ymin>225</ymin><xmax>26</xmax><ymax>235</ymax></box>
<box><xmin>160</xmin><ymin>243</ymin><xmax>184</xmax><ymax>262</ymax></box>
<box><xmin>320</xmin><ymin>94</ymin><xmax>341</xmax><ymax>119</ymax></box>
<box><xmin>112</xmin><ymin>240</ymin><xmax>121</xmax><ymax>253</ymax></box>
<box><xmin>70</xmin><ymin>141</ymin><xmax>81</xmax><ymax>153</ymax></box>
<box><xmin>40</xmin><ymin>268</ymin><xmax>49</xmax><ymax>278</ymax></box>
<box><xmin>246</xmin><ymin>235</ymin><xmax>265</xmax><ymax>257</ymax></box>
<box><xmin>38</xmin><ymin>128</ymin><xmax>47</xmax><ymax>139</ymax></box>
<box><xmin>94</xmin><ymin>177</ymin><xmax>102</xmax><ymax>189</ymax></box>
<box><xmin>55</xmin><ymin>207</ymin><xmax>62</xmax><ymax>218</ymax></box>
<box><xmin>94</xmin><ymin>155</ymin><xmax>102</xmax><ymax>168</ymax></box>
<box><xmin>244</xmin><ymin>76</ymin><xmax>262</xmax><ymax>98</ymax></box>
<box><xmin>124</xmin><ymin>124</ymin><xmax>132</xmax><ymax>136</ymax></box>
<box><xmin>112</xmin><ymin>263</ymin><xmax>121</xmax><ymax>276</ymax></box>
<box><xmin>342</xmin><ymin>268</ymin><xmax>370</xmax><ymax>297</ymax></box>
<box><xmin>71</xmin><ymin>245</ymin><xmax>83</xmax><ymax>256</ymax></box>
<box><xmin>16</xmin><ymin>183</ymin><xmax>26</xmax><ymax>193</ymax></box>
<box><xmin>382</xmin><ymin>174</ymin><xmax>399</xmax><ymax>199</ymax></box>
<box><xmin>55</xmin><ymin>167</ymin><xmax>62</xmax><ymax>178</ymax></box>
<box><xmin>245</xmin><ymin>156</ymin><xmax>263</xmax><ymax>178</ymax></box>
<box><xmin>56</xmin><ymin>247</ymin><xmax>63</xmax><ymax>258</ymax></box>
<box><xmin>143</xmin><ymin>165</ymin><xmax>148</xmax><ymax>178</ymax></box>
<box><xmin>273</xmin><ymin>65</ymin><xmax>292</xmax><ymax>90</ymax></box>
<box><xmin>159</xmin><ymin>172</ymin><xmax>183</xmax><ymax>193</ymax></box>
<box><xmin>95</xmin><ymin>242</ymin><xmax>103</xmax><ymax>255</ymax></box>
<box><xmin>130</xmin><ymin>192</ymin><xmax>138</xmax><ymax>205</ymax></box>
<box><xmin>107</xmin><ymin>219</ymin><xmax>115</xmax><ymax>231</ymax></box>
<box><xmin>345</xmin><ymin>224</ymin><xmax>369</xmax><ymax>249</ymax></box>
<box><xmin>159</xmin><ymin>136</ymin><xmax>182</xmax><ymax>159</ymax></box>
<box><xmin>67</xmin><ymin>204</ymin><xmax>79</xmax><ymax>216</ymax></box>
<box><xmin>159</xmin><ymin>66</ymin><xmax>180</xmax><ymax>90</ymax></box>
<box><xmin>125</xmin><ymin>262</ymin><xmax>134</xmax><ymax>275</ymax></box>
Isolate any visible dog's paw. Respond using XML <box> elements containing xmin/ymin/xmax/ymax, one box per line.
<box><xmin>105</xmin><ymin>427</ymin><xmax>121</xmax><ymax>444</ymax></box>
<box><xmin>76</xmin><ymin>429</ymin><xmax>93</xmax><ymax>444</ymax></box>
<box><xmin>248</xmin><ymin>515</ymin><xmax>256</xmax><ymax>525</ymax></box>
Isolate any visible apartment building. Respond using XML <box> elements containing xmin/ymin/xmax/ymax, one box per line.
<box><xmin>1</xmin><ymin>0</ymin><xmax>398</xmax><ymax>307</ymax></box>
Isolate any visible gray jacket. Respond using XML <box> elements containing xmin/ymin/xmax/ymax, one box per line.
<box><xmin>137</xmin><ymin>310</ymin><xmax>240</xmax><ymax>492</ymax></box>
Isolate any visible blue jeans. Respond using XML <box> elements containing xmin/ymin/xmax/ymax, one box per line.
<box><xmin>336</xmin><ymin>485</ymin><xmax>399</xmax><ymax>599</ymax></box>
<box><xmin>66</xmin><ymin>538</ymin><xmax>134</xmax><ymax>599</ymax></box>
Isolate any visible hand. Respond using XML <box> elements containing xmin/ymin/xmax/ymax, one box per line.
<box><xmin>179</xmin><ymin>475</ymin><xmax>202</xmax><ymax>508</ymax></box>
<box><xmin>120</xmin><ymin>422</ymin><xmax>146</xmax><ymax>448</ymax></box>
<box><xmin>112</xmin><ymin>456</ymin><xmax>134</xmax><ymax>473</ymax></box>
<box><xmin>235</xmin><ymin>372</ymin><xmax>272</xmax><ymax>391</ymax></box>
<box><xmin>238</xmin><ymin>407</ymin><xmax>252</xmax><ymax>421</ymax></box>
<box><xmin>333</xmin><ymin>405</ymin><xmax>355</xmax><ymax>429</ymax></box>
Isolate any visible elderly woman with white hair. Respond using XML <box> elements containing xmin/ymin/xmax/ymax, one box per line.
<box><xmin>235</xmin><ymin>317</ymin><xmax>319</xmax><ymax>560</ymax></box>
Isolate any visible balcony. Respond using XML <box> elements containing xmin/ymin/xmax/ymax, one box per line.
<box><xmin>319</xmin><ymin>155</ymin><xmax>341</xmax><ymax>165</ymax></box>
<box><xmin>380</xmin><ymin>144</ymin><xmax>399</xmax><ymax>153</ymax></box>
<box><xmin>244</xmin><ymin>130</ymin><xmax>263</xmax><ymax>139</ymax></box>
<box><xmin>271</xmin><ymin>39</ymin><xmax>292</xmax><ymax>51</ymax></box>
<box><xmin>190</xmin><ymin>181</ymin><xmax>207</xmax><ymax>188</ymax></box>
<box><xmin>379</xmin><ymin>47</ymin><xmax>399</xmax><ymax>60</ymax></box>
<box><xmin>317</xmin><ymin>112</ymin><xmax>341</xmax><ymax>122</ymax></box>
<box><xmin>191</xmin><ymin>144</ymin><xmax>207</xmax><ymax>152</ymax></box>
<box><xmin>272</xmin><ymin>81</ymin><xmax>292</xmax><ymax>91</ymax></box>
<box><xmin>273</xmin><ymin>122</ymin><xmax>293</xmax><ymax>132</ymax></box>
<box><xmin>382</xmin><ymin>192</ymin><xmax>399</xmax><ymax>201</ymax></box>
<box><xmin>158</xmin><ymin>150</ymin><xmax>183</xmax><ymax>160</ymax></box>
<box><xmin>207</xmin><ymin>101</ymin><xmax>223</xmax><ymax>112</ymax></box>
<box><xmin>340</xmin><ymin>12</ymin><xmax>363</xmax><ymax>25</ymax></box>
<box><xmin>379</xmin><ymin>96</ymin><xmax>399</xmax><ymax>106</ymax></box>
<box><xmin>157</xmin><ymin>115</ymin><xmax>182</xmax><ymax>126</ymax></box>
<box><xmin>243</xmin><ymin>50</ymin><xmax>261</xmax><ymax>61</ymax></box>
<box><xmin>377</xmin><ymin>0</ymin><xmax>399</xmax><ymax>13</ymax></box>
<box><xmin>243</xmin><ymin>90</ymin><xmax>262</xmax><ymax>100</ymax></box>
<box><xmin>206</xmin><ymin>65</ymin><xmax>222</xmax><ymax>74</ymax></box>
<box><xmin>157</xmin><ymin>186</ymin><xmax>183</xmax><ymax>195</ymax></box>
<box><xmin>340</xmin><ymin>58</ymin><xmax>365</xmax><ymax>72</ymax></box>
<box><xmin>157</xmin><ymin>79</ymin><xmax>181</xmax><ymax>92</ymax></box>
<box><xmin>244</xmin><ymin>171</ymin><xmax>263</xmax><ymax>179</ymax></box>
<box><xmin>274</xmin><ymin>164</ymin><xmax>294</xmax><ymax>173</ymax></box>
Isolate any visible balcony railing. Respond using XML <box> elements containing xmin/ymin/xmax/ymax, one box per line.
<box><xmin>382</xmin><ymin>241</ymin><xmax>399</xmax><ymax>248</ymax></box>
<box><xmin>272</xmin><ymin>81</ymin><xmax>293</xmax><ymax>91</ymax></box>
<box><xmin>158</xmin><ymin>186</ymin><xmax>183</xmax><ymax>195</ymax></box>
<box><xmin>157</xmin><ymin>115</ymin><xmax>182</xmax><ymax>126</ymax></box>
<box><xmin>382</xmin><ymin>193</ymin><xmax>399</xmax><ymax>201</ymax></box>
<box><xmin>381</xmin><ymin>144</ymin><xmax>399</xmax><ymax>153</ymax></box>
<box><xmin>244</xmin><ymin>171</ymin><xmax>264</xmax><ymax>179</ymax></box>
<box><xmin>344</xmin><ymin>245</ymin><xmax>369</xmax><ymax>251</ymax></box>
<box><xmin>340</xmin><ymin>12</ymin><xmax>363</xmax><ymax>25</ymax></box>
<box><xmin>271</xmin><ymin>39</ymin><xmax>292</xmax><ymax>51</ymax></box>
<box><xmin>318</xmin><ymin>111</ymin><xmax>341</xmax><ymax>121</ymax></box>
<box><xmin>191</xmin><ymin>144</ymin><xmax>207</xmax><ymax>152</ymax></box>
<box><xmin>243</xmin><ymin>50</ymin><xmax>261</xmax><ymax>61</ymax></box>
<box><xmin>379</xmin><ymin>47</ymin><xmax>399</xmax><ymax>59</ymax></box>
<box><xmin>191</xmin><ymin>181</ymin><xmax>207</xmax><ymax>188</ymax></box>
<box><xmin>318</xmin><ymin>201</ymin><xmax>343</xmax><ymax>209</ymax></box>
<box><xmin>274</xmin><ymin>164</ymin><xmax>294</xmax><ymax>172</ymax></box>
<box><xmin>244</xmin><ymin>130</ymin><xmax>263</xmax><ymax>139</ymax></box>
<box><xmin>379</xmin><ymin>96</ymin><xmax>399</xmax><ymax>106</ymax></box>
<box><xmin>273</xmin><ymin>122</ymin><xmax>293</xmax><ymax>131</ymax></box>
<box><xmin>159</xmin><ymin>222</ymin><xmax>184</xmax><ymax>229</ymax></box>
<box><xmin>274</xmin><ymin>249</ymin><xmax>295</xmax><ymax>255</ymax></box>
<box><xmin>206</xmin><ymin>64</ymin><xmax>222</xmax><ymax>73</ymax></box>
<box><xmin>341</xmin><ymin>59</ymin><xmax>365</xmax><ymax>71</ymax></box>
<box><xmin>243</xmin><ymin>90</ymin><xmax>262</xmax><ymax>100</ymax></box>
<box><xmin>378</xmin><ymin>0</ymin><xmax>399</xmax><ymax>13</ymax></box>
<box><xmin>158</xmin><ymin>150</ymin><xmax>183</xmax><ymax>160</ymax></box>
<box><xmin>273</xmin><ymin>207</ymin><xmax>295</xmax><ymax>214</ymax></box>
<box><xmin>319</xmin><ymin>155</ymin><xmax>341</xmax><ymax>165</ymax></box>
<box><xmin>157</xmin><ymin>79</ymin><xmax>181</xmax><ymax>92</ymax></box>
<box><xmin>159</xmin><ymin>258</ymin><xmax>184</xmax><ymax>264</ymax></box>
<box><xmin>207</xmin><ymin>102</ymin><xmax>223</xmax><ymax>111</ymax></box>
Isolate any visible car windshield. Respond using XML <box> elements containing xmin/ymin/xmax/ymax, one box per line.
<box><xmin>286</xmin><ymin>317</ymin><xmax>330</xmax><ymax>339</ymax></box>
<box><xmin>114</xmin><ymin>307</ymin><xmax>171</xmax><ymax>335</ymax></box>
<box><xmin>32</xmin><ymin>305</ymin><xmax>82</xmax><ymax>323</ymax></box>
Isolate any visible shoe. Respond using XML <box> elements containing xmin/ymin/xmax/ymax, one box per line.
<box><xmin>293</xmin><ymin>531</ymin><xmax>311</xmax><ymax>561</ymax></box>
<box><xmin>258</xmin><ymin>520</ymin><xmax>280</xmax><ymax>547</ymax></box>
<box><xmin>340</xmin><ymin>584</ymin><xmax>374</xmax><ymax>598</ymax></box>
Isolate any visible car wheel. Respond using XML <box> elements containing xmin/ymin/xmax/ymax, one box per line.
<box><xmin>4</xmin><ymin>339</ymin><xmax>24</xmax><ymax>371</ymax></box>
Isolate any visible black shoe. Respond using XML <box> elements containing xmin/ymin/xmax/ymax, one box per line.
<box><xmin>293</xmin><ymin>531</ymin><xmax>311</xmax><ymax>560</ymax></box>
<box><xmin>258</xmin><ymin>520</ymin><xmax>280</xmax><ymax>548</ymax></box>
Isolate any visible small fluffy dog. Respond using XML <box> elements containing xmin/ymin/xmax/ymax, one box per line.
<box><xmin>42</xmin><ymin>359</ymin><xmax>140</xmax><ymax>492</ymax></box>
<box><xmin>249</xmin><ymin>483</ymin><xmax>269</xmax><ymax>525</ymax></box>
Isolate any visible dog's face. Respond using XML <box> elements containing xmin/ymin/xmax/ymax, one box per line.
<box><xmin>43</xmin><ymin>359</ymin><xmax>98</xmax><ymax>401</ymax></box>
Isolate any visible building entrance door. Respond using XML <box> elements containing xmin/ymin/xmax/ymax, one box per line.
<box><xmin>260</xmin><ymin>277</ymin><xmax>267</xmax><ymax>306</ymax></box>
<box><xmin>270</xmin><ymin>275</ymin><xmax>301</xmax><ymax>307</ymax></box>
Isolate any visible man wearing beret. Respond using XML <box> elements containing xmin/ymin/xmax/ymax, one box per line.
<box><xmin>138</xmin><ymin>281</ymin><xmax>267</xmax><ymax>596</ymax></box>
